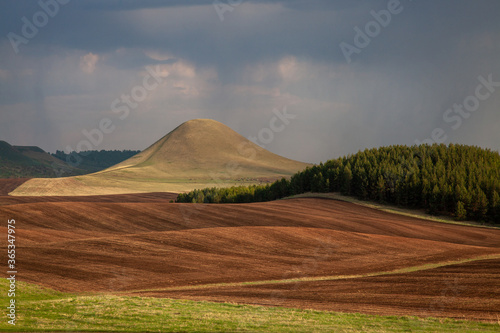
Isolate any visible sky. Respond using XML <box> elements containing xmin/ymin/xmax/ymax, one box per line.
<box><xmin>1</xmin><ymin>0</ymin><xmax>499</xmax><ymax>164</ymax></box>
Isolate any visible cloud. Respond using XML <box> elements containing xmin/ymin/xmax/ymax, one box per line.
<box><xmin>0</xmin><ymin>69</ymin><xmax>10</xmax><ymax>80</ymax></box>
<box><xmin>79</xmin><ymin>52</ymin><xmax>99</xmax><ymax>74</ymax></box>
<box><xmin>278</xmin><ymin>56</ymin><xmax>300</xmax><ymax>82</ymax></box>
<box><xmin>0</xmin><ymin>0</ymin><xmax>499</xmax><ymax>161</ymax></box>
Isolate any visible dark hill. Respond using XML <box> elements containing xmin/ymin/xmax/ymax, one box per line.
<box><xmin>0</xmin><ymin>141</ymin><xmax>83</xmax><ymax>178</ymax></box>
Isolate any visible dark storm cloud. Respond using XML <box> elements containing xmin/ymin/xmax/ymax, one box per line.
<box><xmin>0</xmin><ymin>0</ymin><xmax>499</xmax><ymax>161</ymax></box>
<box><xmin>0</xmin><ymin>1</ymin><xmax>494</xmax><ymax>66</ymax></box>
<box><xmin>0</xmin><ymin>0</ymin><xmax>374</xmax><ymax>64</ymax></box>
<box><xmin>34</xmin><ymin>0</ymin><xmax>375</xmax><ymax>12</ymax></box>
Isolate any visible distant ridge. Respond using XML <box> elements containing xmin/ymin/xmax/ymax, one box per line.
<box><xmin>0</xmin><ymin>141</ymin><xmax>82</xmax><ymax>178</ymax></box>
<box><xmin>10</xmin><ymin>119</ymin><xmax>311</xmax><ymax>195</ymax></box>
<box><xmin>51</xmin><ymin>150</ymin><xmax>141</xmax><ymax>173</ymax></box>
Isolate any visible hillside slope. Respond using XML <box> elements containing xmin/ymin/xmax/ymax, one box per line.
<box><xmin>101</xmin><ymin>119</ymin><xmax>309</xmax><ymax>180</ymax></box>
<box><xmin>10</xmin><ymin>119</ymin><xmax>311</xmax><ymax>195</ymax></box>
<box><xmin>0</xmin><ymin>141</ymin><xmax>82</xmax><ymax>178</ymax></box>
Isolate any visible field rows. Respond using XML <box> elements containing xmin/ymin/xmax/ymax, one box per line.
<box><xmin>1</xmin><ymin>194</ymin><xmax>500</xmax><ymax>323</ymax></box>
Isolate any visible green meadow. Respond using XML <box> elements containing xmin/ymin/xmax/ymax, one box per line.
<box><xmin>1</xmin><ymin>279</ymin><xmax>498</xmax><ymax>332</ymax></box>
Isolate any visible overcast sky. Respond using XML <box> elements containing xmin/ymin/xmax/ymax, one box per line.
<box><xmin>1</xmin><ymin>0</ymin><xmax>499</xmax><ymax>163</ymax></box>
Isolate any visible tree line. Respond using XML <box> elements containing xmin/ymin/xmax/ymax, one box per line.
<box><xmin>52</xmin><ymin>150</ymin><xmax>140</xmax><ymax>172</ymax></box>
<box><xmin>176</xmin><ymin>144</ymin><xmax>500</xmax><ymax>223</ymax></box>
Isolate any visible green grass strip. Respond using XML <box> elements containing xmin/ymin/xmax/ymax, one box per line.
<box><xmin>1</xmin><ymin>279</ymin><xmax>499</xmax><ymax>332</ymax></box>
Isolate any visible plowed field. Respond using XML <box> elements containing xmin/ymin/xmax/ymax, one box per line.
<box><xmin>1</xmin><ymin>195</ymin><xmax>499</xmax><ymax>321</ymax></box>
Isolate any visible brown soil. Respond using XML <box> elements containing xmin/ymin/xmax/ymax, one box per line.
<box><xmin>0</xmin><ymin>192</ymin><xmax>178</xmax><ymax>206</ymax></box>
<box><xmin>1</xmin><ymin>196</ymin><xmax>499</xmax><ymax>322</ymax></box>
<box><xmin>142</xmin><ymin>258</ymin><xmax>500</xmax><ymax>322</ymax></box>
<box><xmin>0</xmin><ymin>178</ymin><xmax>30</xmax><ymax>195</ymax></box>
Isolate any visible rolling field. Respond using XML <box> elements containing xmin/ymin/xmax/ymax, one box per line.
<box><xmin>1</xmin><ymin>192</ymin><xmax>500</xmax><ymax>328</ymax></box>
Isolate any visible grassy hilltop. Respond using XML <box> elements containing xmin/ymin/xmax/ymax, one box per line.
<box><xmin>9</xmin><ymin>119</ymin><xmax>311</xmax><ymax>195</ymax></box>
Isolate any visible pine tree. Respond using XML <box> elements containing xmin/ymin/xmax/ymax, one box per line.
<box><xmin>476</xmin><ymin>188</ymin><xmax>489</xmax><ymax>220</ymax></box>
<box><xmin>340</xmin><ymin>164</ymin><xmax>352</xmax><ymax>195</ymax></box>
<box><xmin>489</xmin><ymin>191</ymin><xmax>500</xmax><ymax>223</ymax></box>
<box><xmin>311</xmin><ymin>173</ymin><xmax>320</xmax><ymax>193</ymax></box>
<box><xmin>376</xmin><ymin>175</ymin><xmax>385</xmax><ymax>203</ymax></box>
<box><xmin>455</xmin><ymin>201</ymin><xmax>467</xmax><ymax>220</ymax></box>
<box><xmin>428</xmin><ymin>184</ymin><xmax>440</xmax><ymax>215</ymax></box>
